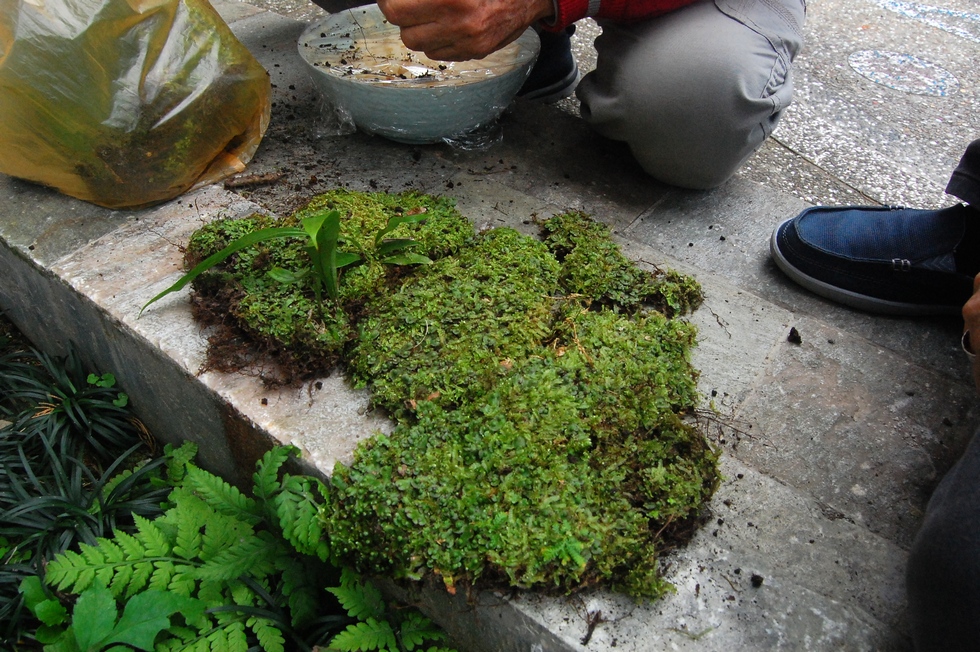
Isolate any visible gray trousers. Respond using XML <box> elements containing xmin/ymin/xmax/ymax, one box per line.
<box><xmin>577</xmin><ymin>0</ymin><xmax>806</xmax><ymax>189</ymax></box>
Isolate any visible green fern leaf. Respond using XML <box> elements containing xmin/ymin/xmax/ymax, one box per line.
<box><xmin>128</xmin><ymin>561</ymin><xmax>154</xmax><ymax>598</ymax></box>
<box><xmin>327</xmin><ymin>569</ymin><xmax>386</xmax><ymax>621</ymax></box>
<box><xmin>398</xmin><ymin>611</ymin><xmax>446</xmax><ymax>651</ymax></box>
<box><xmin>252</xmin><ymin>446</ymin><xmax>297</xmax><ymax>503</ymax></box>
<box><xmin>330</xmin><ymin>618</ymin><xmax>398</xmax><ymax>652</ymax></box>
<box><xmin>134</xmin><ymin>514</ymin><xmax>173</xmax><ymax>556</ymax></box>
<box><xmin>188</xmin><ymin>639</ymin><xmax>211</xmax><ymax>652</ymax></box>
<box><xmin>149</xmin><ymin>560</ymin><xmax>176</xmax><ymax>592</ymax></box>
<box><xmin>95</xmin><ymin>564</ymin><xmax>115</xmax><ymax>589</ymax></box>
<box><xmin>164</xmin><ymin>441</ymin><xmax>199</xmax><ymax>484</ymax></box>
<box><xmin>278</xmin><ymin>557</ymin><xmax>319</xmax><ymax>627</ymax></box>
<box><xmin>98</xmin><ymin>466</ymin><xmax>136</xmax><ymax>501</ymax></box>
<box><xmin>99</xmin><ymin>539</ymin><xmax>125</xmax><ymax>563</ymax></box>
<box><xmin>185</xmin><ymin>466</ymin><xmax>261</xmax><ymax>523</ymax></box>
<box><xmin>45</xmin><ymin>549</ymin><xmax>83</xmax><ymax>592</ymax></box>
<box><xmin>205</xmin><ymin>626</ymin><xmax>229</xmax><ymax>652</ymax></box>
<box><xmin>229</xmin><ymin>579</ymin><xmax>255</xmax><ymax>607</ymax></box>
<box><xmin>248</xmin><ymin>616</ymin><xmax>286</xmax><ymax>652</ymax></box>
<box><xmin>114</xmin><ymin>530</ymin><xmax>145</xmax><ymax>561</ymax></box>
<box><xmin>169</xmin><ymin>572</ymin><xmax>198</xmax><ymax>597</ymax></box>
<box><xmin>72</xmin><ymin>567</ymin><xmax>96</xmax><ymax>596</ymax></box>
<box><xmin>274</xmin><ymin>475</ymin><xmax>327</xmax><ymax>558</ymax></box>
<box><xmin>196</xmin><ymin>532</ymin><xmax>280</xmax><ymax>582</ymax></box>
<box><xmin>225</xmin><ymin>621</ymin><xmax>249</xmax><ymax>652</ymax></box>
<box><xmin>200</xmin><ymin>515</ymin><xmax>253</xmax><ymax>562</ymax></box>
<box><xmin>80</xmin><ymin>541</ymin><xmax>108</xmax><ymax>568</ymax></box>
<box><xmin>196</xmin><ymin>578</ymin><xmax>227</xmax><ymax>607</ymax></box>
<box><xmin>173</xmin><ymin>491</ymin><xmax>212</xmax><ymax>560</ymax></box>
<box><xmin>109</xmin><ymin>563</ymin><xmax>133</xmax><ymax>598</ymax></box>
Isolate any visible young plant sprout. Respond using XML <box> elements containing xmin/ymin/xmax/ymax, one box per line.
<box><xmin>141</xmin><ymin>209</ymin><xmax>431</xmax><ymax>314</ymax></box>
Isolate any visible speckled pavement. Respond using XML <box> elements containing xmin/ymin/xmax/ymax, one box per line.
<box><xmin>1</xmin><ymin>0</ymin><xmax>978</xmax><ymax>649</ymax></box>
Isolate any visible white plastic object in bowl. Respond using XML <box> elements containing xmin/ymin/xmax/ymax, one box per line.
<box><xmin>297</xmin><ymin>4</ymin><xmax>540</xmax><ymax>144</ymax></box>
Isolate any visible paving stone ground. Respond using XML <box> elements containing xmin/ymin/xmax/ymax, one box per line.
<box><xmin>1</xmin><ymin>0</ymin><xmax>978</xmax><ymax>649</ymax></box>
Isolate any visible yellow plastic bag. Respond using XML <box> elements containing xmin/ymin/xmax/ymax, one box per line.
<box><xmin>0</xmin><ymin>0</ymin><xmax>271</xmax><ymax>209</ymax></box>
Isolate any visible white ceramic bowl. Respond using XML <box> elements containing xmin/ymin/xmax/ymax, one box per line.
<box><xmin>297</xmin><ymin>5</ymin><xmax>540</xmax><ymax>144</ymax></box>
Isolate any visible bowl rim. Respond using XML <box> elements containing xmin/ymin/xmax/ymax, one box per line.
<box><xmin>296</xmin><ymin>4</ymin><xmax>541</xmax><ymax>90</ymax></box>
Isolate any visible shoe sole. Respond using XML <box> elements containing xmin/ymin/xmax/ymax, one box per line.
<box><xmin>518</xmin><ymin>66</ymin><xmax>581</xmax><ymax>104</ymax></box>
<box><xmin>769</xmin><ymin>218</ymin><xmax>963</xmax><ymax>317</ymax></box>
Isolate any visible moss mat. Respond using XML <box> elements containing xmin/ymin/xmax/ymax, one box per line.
<box><xmin>186</xmin><ymin>189</ymin><xmax>719</xmax><ymax>598</ymax></box>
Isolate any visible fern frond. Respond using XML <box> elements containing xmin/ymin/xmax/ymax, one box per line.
<box><xmin>197</xmin><ymin>578</ymin><xmax>228</xmax><ymax>607</ymax></box>
<box><xmin>274</xmin><ymin>475</ymin><xmax>328</xmax><ymax>559</ymax></box>
<box><xmin>204</xmin><ymin>626</ymin><xmax>230</xmax><ymax>652</ymax></box>
<box><xmin>327</xmin><ymin>569</ymin><xmax>385</xmax><ymax>621</ymax></box>
<box><xmin>196</xmin><ymin>532</ymin><xmax>281</xmax><ymax>582</ymax></box>
<box><xmin>115</xmin><ymin>530</ymin><xmax>144</xmax><ymax>561</ymax></box>
<box><xmin>164</xmin><ymin>441</ymin><xmax>199</xmax><ymax>484</ymax></box>
<box><xmin>229</xmin><ymin>579</ymin><xmax>255</xmax><ymax>607</ymax></box>
<box><xmin>201</xmin><ymin>515</ymin><xmax>254</xmax><ymax>562</ymax></box>
<box><xmin>149</xmin><ymin>560</ymin><xmax>177</xmax><ymax>592</ymax></box>
<box><xmin>252</xmin><ymin>446</ymin><xmax>297</xmax><ymax>503</ymax></box>
<box><xmin>45</xmin><ymin>549</ymin><xmax>86</xmax><ymax>592</ymax></box>
<box><xmin>172</xmin><ymin>490</ymin><xmax>212</xmax><ymax>560</ymax></box>
<box><xmin>398</xmin><ymin>611</ymin><xmax>446</xmax><ymax>651</ymax></box>
<box><xmin>129</xmin><ymin>561</ymin><xmax>154</xmax><ymax>598</ymax></box>
<box><xmin>330</xmin><ymin>618</ymin><xmax>398</xmax><ymax>652</ymax></box>
<box><xmin>247</xmin><ymin>616</ymin><xmax>286</xmax><ymax>652</ymax></box>
<box><xmin>224</xmin><ymin>621</ymin><xmax>249</xmax><ymax>652</ymax></box>
<box><xmin>134</xmin><ymin>513</ymin><xmax>173</xmax><ymax>556</ymax></box>
<box><xmin>109</xmin><ymin>563</ymin><xmax>133</xmax><ymax>598</ymax></box>
<box><xmin>185</xmin><ymin>466</ymin><xmax>261</xmax><ymax>524</ymax></box>
<box><xmin>80</xmin><ymin>541</ymin><xmax>109</xmax><ymax>567</ymax></box>
<box><xmin>97</xmin><ymin>466</ymin><xmax>132</xmax><ymax>501</ymax></box>
<box><xmin>169</xmin><ymin>571</ymin><xmax>198</xmax><ymax>597</ymax></box>
<box><xmin>277</xmin><ymin>556</ymin><xmax>320</xmax><ymax>628</ymax></box>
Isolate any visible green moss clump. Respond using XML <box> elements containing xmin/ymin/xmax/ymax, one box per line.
<box><xmin>184</xmin><ymin>190</ymin><xmax>474</xmax><ymax>365</ymax></box>
<box><xmin>542</xmin><ymin>211</ymin><xmax>704</xmax><ymax>315</ymax></box>
<box><xmin>183</xmin><ymin>191</ymin><xmax>718</xmax><ymax>599</ymax></box>
<box><xmin>348</xmin><ymin>228</ymin><xmax>561</xmax><ymax>415</ymax></box>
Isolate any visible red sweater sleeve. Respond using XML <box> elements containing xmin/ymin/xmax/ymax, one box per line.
<box><xmin>544</xmin><ymin>0</ymin><xmax>697</xmax><ymax>31</ymax></box>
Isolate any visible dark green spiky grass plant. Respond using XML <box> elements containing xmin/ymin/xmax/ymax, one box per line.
<box><xmin>0</xmin><ymin>328</ymin><xmax>170</xmax><ymax>648</ymax></box>
<box><xmin>181</xmin><ymin>190</ymin><xmax>719</xmax><ymax>599</ymax></box>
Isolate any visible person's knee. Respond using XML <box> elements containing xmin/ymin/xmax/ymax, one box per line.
<box><xmin>584</xmin><ymin>74</ymin><xmax>782</xmax><ymax>190</ymax></box>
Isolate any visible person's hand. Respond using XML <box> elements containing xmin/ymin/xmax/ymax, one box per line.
<box><xmin>376</xmin><ymin>0</ymin><xmax>554</xmax><ymax>61</ymax></box>
<box><xmin>962</xmin><ymin>273</ymin><xmax>980</xmax><ymax>393</ymax></box>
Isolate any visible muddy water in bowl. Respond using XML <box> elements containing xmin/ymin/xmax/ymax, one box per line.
<box><xmin>298</xmin><ymin>4</ymin><xmax>539</xmax><ymax>143</ymax></box>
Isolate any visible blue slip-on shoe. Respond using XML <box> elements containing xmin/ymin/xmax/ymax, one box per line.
<box><xmin>770</xmin><ymin>203</ymin><xmax>980</xmax><ymax>316</ymax></box>
<box><xmin>518</xmin><ymin>26</ymin><xmax>581</xmax><ymax>103</ymax></box>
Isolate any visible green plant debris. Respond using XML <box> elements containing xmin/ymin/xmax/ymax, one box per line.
<box><xmin>182</xmin><ymin>189</ymin><xmax>719</xmax><ymax>598</ymax></box>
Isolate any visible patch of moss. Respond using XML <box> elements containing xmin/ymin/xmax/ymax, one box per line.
<box><xmin>183</xmin><ymin>190</ymin><xmax>718</xmax><ymax>599</ymax></box>
<box><xmin>542</xmin><ymin>210</ymin><xmax>704</xmax><ymax>315</ymax></box>
<box><xmin>184</xmin><ymin>190</ymin><xmax>474</xmax><ymax>371</ymax></box>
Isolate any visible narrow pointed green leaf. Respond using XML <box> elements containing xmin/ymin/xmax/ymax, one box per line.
<box><xmin>374</xmin><ymin>212</ymin><xmax>428</xmax><ymax>246</ymax></box>
<box><xmin>267</xmin><ymin>267</ymin><xmax>309</xmax><ymax>284</ymax></box>
<box><xmin>140</xmin><ymin>227</ymin><xmax>305</xmax><ymax>315</ymax></box>
<box><xmin>381</xmin><ymin>253</ymin><xmax>432</xmax><ymax>266</ymax></box>
<box><xmin>335</xmin><ymin>252</ymin><xmax>363</xmax><ymax>269</ymax></box>
<box><xmin>376</xmin><ymin>239</ymin><xmax>418</xmax><ymax>257</ymax></box>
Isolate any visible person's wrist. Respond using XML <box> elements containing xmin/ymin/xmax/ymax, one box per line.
<box><xmin>531</xmin><ymin>0</ymin><xmax>556</xmax><ymax>22</ymax></box>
